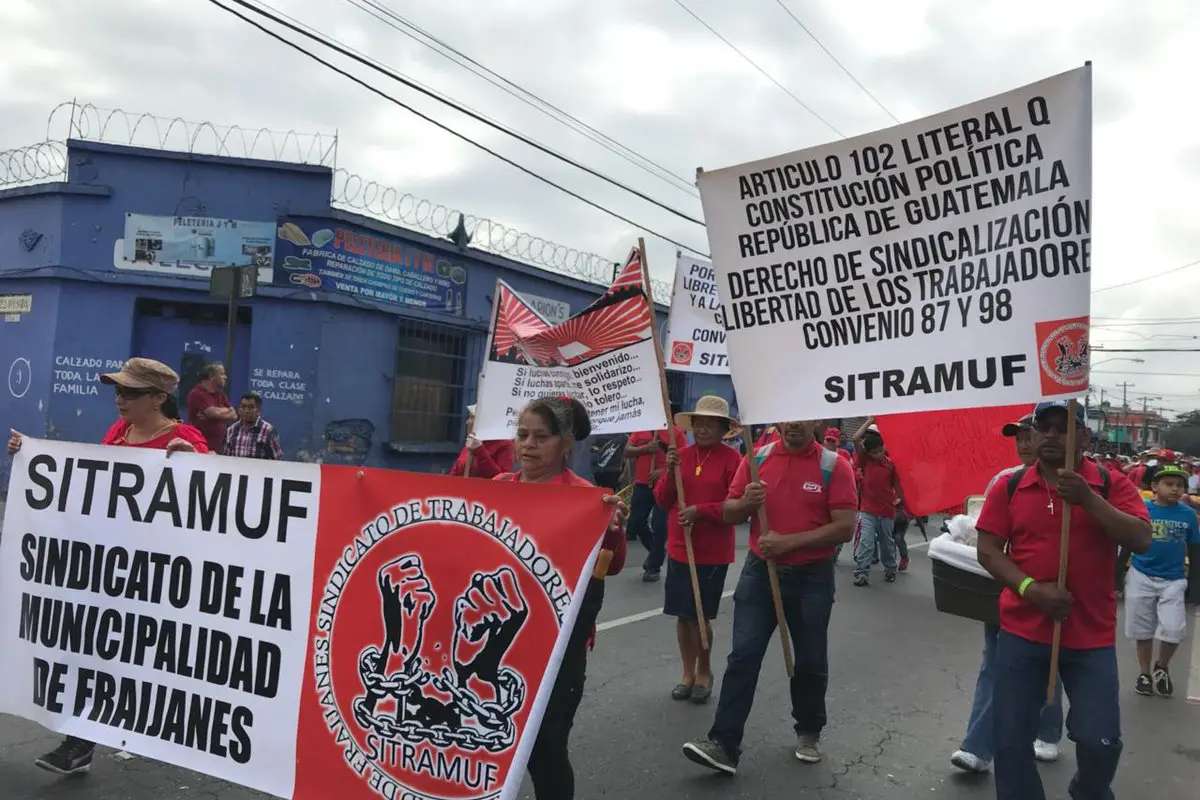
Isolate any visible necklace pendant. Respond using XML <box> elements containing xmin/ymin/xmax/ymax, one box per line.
<box><xmin>695</xmin><ymin>465</ymin><xmax>702</xmax><ymax>476</ymax></box>
<box><xmin>1047</xmin><ymin>499</ymin><xmax>1055</xmax><ymax>514</ymax></box>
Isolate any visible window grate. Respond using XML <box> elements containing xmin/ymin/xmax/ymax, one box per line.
<box><xmin>391</xmin><ymin>318</ymin><xmax>470</xmax><ymax>444</ymax></box>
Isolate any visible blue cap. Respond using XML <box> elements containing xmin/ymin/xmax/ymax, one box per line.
<box><xmin>1032</xmin><ymin>400</ymin><xmax>1086</xmax><ymax>426</ymax></box>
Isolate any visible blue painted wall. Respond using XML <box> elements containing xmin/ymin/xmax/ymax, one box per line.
<box><xmin>0</xmin><ymin>139</ymin><xmax>733</xmax><ymax>496</ymax></box>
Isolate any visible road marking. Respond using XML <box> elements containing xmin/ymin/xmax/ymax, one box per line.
<box><xmin>909</xmin><ymin>540</ymin><xmax>931</xmax><ymax>550</ymax></box>
<box><xmin>1187</xmin><ymin>607</ymin><xmax>1200</xmax><ymax>706</ymax></box>
<box><xmin>597</xmin><ymin>589</ymin><xmax>735</xmax><ymax>632</ymax></box>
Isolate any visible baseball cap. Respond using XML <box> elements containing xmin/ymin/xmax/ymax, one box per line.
<box><xmin>99</xmin><ymin>358</ymin><xmax>179</xmax><ymax>395</ymax></box>
<box><xmin>823</xmin><ymin>426</ymin><xmax>840</xmax><ymax>441</ymax></box>
<box><xmin>1159</xmin><ymin>449</ymin><xmax>1177</xmax><ymax>462</ymax></box>
<box><xmin>1032</xmin><ymin>400</ymin><xmax>1087</xmax><ymax>427</ymax></box>
<box><xmin>1151</xmin><ymin>464</ymin><xmax>1189</xmax><ymax>483</ymax></box>
<box><xmin>1001</xmin><ymin>413</ymin><xmax>1034</xmax><ymax>437</ymax></box>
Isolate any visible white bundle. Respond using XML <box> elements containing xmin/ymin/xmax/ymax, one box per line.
<box><xmin>945</xmin><ymin>514</ymin><xmax>979</xmax><ymax>548</ymax></box>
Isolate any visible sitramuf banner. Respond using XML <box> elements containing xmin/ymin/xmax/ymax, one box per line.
<box><xmin>0</xmin><ymin>438</ymin><xmax>611</xmax><ymax>800</ymax></box>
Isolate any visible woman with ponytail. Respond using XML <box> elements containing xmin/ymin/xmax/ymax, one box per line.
<box><xmin>495</xmin><ymin>394</ymin><xmax>627</xmax><ymax>799</ymax></box>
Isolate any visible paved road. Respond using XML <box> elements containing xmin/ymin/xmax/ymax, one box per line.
<box><xmin>2</xmin><ymin>526</ymin><xmax>1198</xmax><ymax>799</ymax></box>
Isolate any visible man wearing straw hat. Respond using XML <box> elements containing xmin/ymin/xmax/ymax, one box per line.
<box><xmin>974</xmin><ymin>401</ymin><xmax>1151</xmax><ymax>800</ymax></box>
<box><xmin>682</xmin><ymin>419</ymin><xmax>857</xmax><ymax>774</ymax></box>
<box><xmin>654</xmin><ymin>394</ymin><xmax>742</xmax><ymax>704</ymax></box>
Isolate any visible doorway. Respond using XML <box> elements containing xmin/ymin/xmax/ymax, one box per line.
<box><xmin>132</xmin><ymin>298</ymin><xmax>252</xmax><ymax>408</ymax></box>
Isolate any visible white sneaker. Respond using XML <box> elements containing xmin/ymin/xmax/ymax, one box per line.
<box><xmin>950</xmin><ymin>750</ymin><xmax>991</xmax><ymax>773</ymax></box>
<box><xmin>1033</xmin><ymin>739</ymin><xmax>1060</xmax><ymax>762</ymax></box>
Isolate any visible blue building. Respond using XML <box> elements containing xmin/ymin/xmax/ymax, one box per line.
<box><xmin>0</xmin><ymin>133</ymin><xmax>733</xmax><ymax>491</ymax></box>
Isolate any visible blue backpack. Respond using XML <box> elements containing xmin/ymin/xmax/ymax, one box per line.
<box><xmin>753</xmin><ymin>442</ymin><xmax>840</xmax><ymax>488</ymax></box>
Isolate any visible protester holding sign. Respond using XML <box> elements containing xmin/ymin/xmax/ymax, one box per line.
<box><xmin>682</xmin><ymin>420</ymin><xmax>857</xmax><ymax>774</ymax></box>
<box><xmin>450</xmin><ymin>404</ymin><xmax>516</xmax><ymax>478</ymax></box>
<box><xmin>5</xmin><ymin>356</ymin><xmax>207</xmax><ymax>777</ymax></box>
<box><xmin>975</xmin><ymin>401</ymin><xmax>1151</xmax><ymax>800</ymax></box>
<box><xmin>496</xmin><ymin>394</ymin><xmax>627</xmax><ymax>800</ymax></box>
<box><xmin>625</xmin><ymin>417</ymin><xmax>686</xmax><ymax>581</ymax></box>
<box><xmin>654</xmin><ymin>395</ymin><xmax>741</xmax><ymax>704</ymax></box>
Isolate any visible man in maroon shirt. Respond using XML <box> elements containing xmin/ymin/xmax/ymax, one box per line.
<box><xmin>851</xmin><ymin>417</ymin><xmax>908</xmax><ymax>585</ymax></box>
<box><xmin>975</xmin><ymin>401</ymin><xmax>1151</xmax><ymax>800</ymax></box>
<box><xmin>186</xmin><ymin>362</ymin><xmax>237</xmax><ymax>454</ymax></box>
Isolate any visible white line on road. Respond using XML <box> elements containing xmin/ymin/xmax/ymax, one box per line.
<box><xmin>596</xmin><ymin>590</ymin><xmax>735</xmax><ymax>632</ymax></box>
<box><xmin>1187</xmin><ymin>606</ymin><xmax>1200</xmax><ymax>706</ymax></box>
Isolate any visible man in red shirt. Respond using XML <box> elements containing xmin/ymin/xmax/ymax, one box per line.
<box><xmin>682</xmin><ymin>419</ymin><xmax>857</xmax><ymax>774</ymax></box>
<box><xmin>851</xmin><ymin>417</ymin><xmax>908</xmax><ymax>585</ymax></box>
<box><xmin>975</xmin><ymin>401</ymin><xmax>1151</xmax><ymax>800</ymax></box>
<box><xmin>822</xmin><ymin>427</ymin><xmax>851</xmax><ymax>461</ymax></box>
<box><xmin>625</xmin><ymin>417</ymin><xmax>687</xmax><ymax>582</ymax></box>
<box><xmin>186</xmin><ymin>362</ymin><xmax>237</xmax><ymax>454</ymax></box>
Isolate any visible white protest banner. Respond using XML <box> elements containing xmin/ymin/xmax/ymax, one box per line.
<box><xmin>663</xmin><ymin>253</ymin><xmax>730</xmax><ymax>374</ymax></box>
<box><xmin>474</xmin><ymin>248</ymin><xmax>669</xmax><ymax>439</ymax></box>
<box><xmin>0</xmin><ymin>438</ymin><xmax>320</xmax><ymax>798</ymax></box>
<box><xmin>697</xmin><ymin>66</ymin><xmax>1092</xmax><ymax>423</ymax></box>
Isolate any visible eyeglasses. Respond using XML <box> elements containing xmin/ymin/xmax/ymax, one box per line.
<box><xmin>114</xmin><ymin>385</ymin><xmax>156</xmax><ymax>400</ymax></box>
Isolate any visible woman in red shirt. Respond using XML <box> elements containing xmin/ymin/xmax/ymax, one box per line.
<box><xmin>655</xmin><ymin>395</ymin><xmax>741</xmax><ymax>704</ymax></box>
<box><xmin>449</xmin><ymin>404</ymin><xmax>515</xmax><ymax>478</ymax></box>
<box><xmin>495</xmin><ymin>395</ymin><xmax>626</xmax><ymax>800</ymax></box>
<box><xmin>6</xmin><ymin>356</ymin><xmax>207</xmax><ymax>777</ymax></box>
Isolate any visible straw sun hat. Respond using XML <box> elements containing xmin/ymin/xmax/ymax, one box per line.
<box><xmin>674</xmin><ymin>395</ymin><xmax>739</xmax><ymax>432</ymax></box>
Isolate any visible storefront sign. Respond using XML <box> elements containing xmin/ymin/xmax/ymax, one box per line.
<box><xmin>115</xmin><ymin>214</ymin><xmax>276</xmax><ymax>282</ymax></box>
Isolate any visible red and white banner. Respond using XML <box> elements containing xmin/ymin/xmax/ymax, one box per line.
<box><xmin>472</xmin><ymin>248</ymin><xmax>669</xmax><ymax>440</ymax></box>
<box><xmin>0</xmin><ymin>438</ymin><xmax>613</xmax><ymax>800</ymax></box>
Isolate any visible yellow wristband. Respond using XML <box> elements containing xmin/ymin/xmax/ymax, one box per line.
<box><xmin>1018</xmin><ymin>577</ymin><xmax>1035</xmax><ymax>597</ymax></box>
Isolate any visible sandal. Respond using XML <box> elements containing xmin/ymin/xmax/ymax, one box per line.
<box><xmin>671</xmin><ymin>683</ymin><xmax>694</xmax><ymax>701</ymax></box>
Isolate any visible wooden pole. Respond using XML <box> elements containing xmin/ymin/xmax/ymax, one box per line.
<box><xmin>744</xmin><ymin>440</ymin><xmax>795</xmax><ymax>678</ymax></box>
<box><xmin>1046</xmin><ymin>398</ymin><xmax>1078</xmax><ymax>705</ymax></box>
<box><xmin>463</xmin><ymin>449</ymin><xmax>473</xmax><ymax>478</ymax></box>
<box><xmin>638</xmin><ymin>238</ymin><xmax>709</xmax><ymax>652</ymax></box>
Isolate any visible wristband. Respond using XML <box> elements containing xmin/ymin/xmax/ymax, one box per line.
<box><xmin>1018</xmin><ymin>577</ymin><xmax>1035</xmax><ymax>597</ymax></box>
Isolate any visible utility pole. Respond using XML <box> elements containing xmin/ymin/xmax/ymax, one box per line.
<box><xmin>1137</xmin><ymin>395</ymin><xmax>1163</xmax><ymax>449</ymax></box>
<box><xmin>1116</xmin><ymin>382</ymin><xmax>1135</xmax><ymax>449</ymax></box>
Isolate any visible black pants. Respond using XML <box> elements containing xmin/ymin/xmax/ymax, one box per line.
<box><xmin>593</xmin><ymin>471</ymin><xmax>621</xmax><ymax>493</ymax></box>
<box><xmin>527</xmin><ymin>578</ymin><xmax>605</xmax><ymax>799</ymax></box>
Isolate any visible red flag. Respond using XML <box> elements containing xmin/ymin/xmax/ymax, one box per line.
<box><xmin>875</xmin><ymin>403</ymin><xmax>1033</xmax><ymax>516</ymax></box>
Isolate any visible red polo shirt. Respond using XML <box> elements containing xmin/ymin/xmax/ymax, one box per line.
<box><xmin>855</xmin><ymin>451</ymin><xmax>898</xmax><ymax>518</ymax></box>
<box><xmin>186</xmin><ymin>384</ymin><xmax>233</xmax><ymax>454</ymax></box>
<box><xmin>450</xmin><ymin>440</ymin><xmax>515</xmax><ymax>479</ymax></box>
<box><xmin>628</xmin><ymin>428</ymin><xmax>687</xmax><ymax>485</ymax></box>
<box><xmin>975</xmin><ymin>459</ymin><xmax>1148</xmax><ymax>649</ymax></box>
<box><xmin>653</xmin><ymin>443</ymin><xmax>741</xmax><ymax>565</ymax></box>
<box><xmin>729</xmin><ymin>440</ymin><xmax>858</xmax><ymax>566</ymax></box>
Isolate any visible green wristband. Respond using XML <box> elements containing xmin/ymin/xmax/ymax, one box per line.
<box><xmin>1018</xmin><ymin>577</ymin><xmax>1035</xmax><ymax>597</ymax></box>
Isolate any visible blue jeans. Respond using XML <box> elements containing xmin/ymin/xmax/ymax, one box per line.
<box><xmin>993</xmin><ymin>631</ymin><xmax>1122</xmax><ymax>800</ymax></box>
<box><xmin>853</xmin><ymin>513</ymin><xmax>897</xmax><ymax>577</ymax></box>
<box><xmin>709</xmin><ymin>554</ymin><xmax>835</xmax><ymax>753</ymax></box>
<box><xmin>961</xmin><ymin>623</ymin><xmax>1063</xmax><ymax>760</ymax></box>
<box><xmin>629</xmin><ymin>482</ymin><xmax>667</xmax><ymax>572</ymax></box>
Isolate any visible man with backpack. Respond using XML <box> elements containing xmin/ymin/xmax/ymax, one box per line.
<box><xmin>975</xmin><ymin>401</ymin><xmax>1152</xmax><ymax>800</ymax></box>
<box><xmin>681</xmin><ymin>419</ymin><xmax>857</xmax><ymax>775</ymax></box>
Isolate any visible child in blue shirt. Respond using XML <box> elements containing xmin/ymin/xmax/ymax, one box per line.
<box><xmin>1125</xmin><ymin>465</ymin><xmax>1200</xmax><ymax>697</ymax></box>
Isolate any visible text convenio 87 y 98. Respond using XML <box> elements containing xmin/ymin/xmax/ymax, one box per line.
<box><xmin>697</xmin><ymin>65</ymin><xmax>1092</xmax><ymax>424</ymax></box>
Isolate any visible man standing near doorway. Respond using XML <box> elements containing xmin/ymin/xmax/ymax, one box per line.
<box><xmin>223</xmin><ymin>392</ymin><xmax>283</xmax><ymax>460</ymax></box>
<box><xmin>975</xmin><ymin>401</ymin><xmax>1151</xmax><ymax>800</ymax></box>
<box><xmin>187</xmin><ymin>362</ymin><xmax>237</xmax><ymax>454</ymax></box>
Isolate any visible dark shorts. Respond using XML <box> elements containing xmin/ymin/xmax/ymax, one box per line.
<box><xmin>663</xmin><ymin>558</ymin><xmax>729</xmax><ymax>620</ymax></box>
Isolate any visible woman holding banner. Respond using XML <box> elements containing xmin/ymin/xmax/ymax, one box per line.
<box><xmin>655</xmin><ymin>395</ymin><xmax>741</xmax><ymax>704</ymax></box>
<box><xmin>495</xmin><ymin>394</ymin><xmax>627</xmax><ymax>800</ymax></box>
<box><xmin>6</xmin><ymin>357</ymin><xmax>208</xmax><ymax>777</ymax></box>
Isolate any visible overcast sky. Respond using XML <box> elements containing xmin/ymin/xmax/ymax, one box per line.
<box><xmin>3</xmin><ymin>0</ymin><xmax>1199</xmax><ymax>414</ymax></box>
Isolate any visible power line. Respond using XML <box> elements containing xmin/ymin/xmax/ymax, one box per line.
<box><xmin>1092</xmin><ymin>257</ymin><xmax>1200</xmax><ymax>293</ymax></box>
<box><xmin>1093</xmin><ymin>347</ymin><xmax>1200</xmax><ymax>353</ymax></box>
<box><xmin>212</xmin><ymin>0</ymin><xmax>706</xmax><ymax>229</ymax></box>
<box><xmin>1093</xmin><ymin>370</ymin><xmax>1200</xmax><ymax>378</ymax></box>
<box><xmin>203</xmin><ymin>0</ymin><xmax>706</xmax><ymax>253</ymax></box>
<box><xmin>670</xmin><ymin>0</ymin><xmax>845</xmax><ymax>137</ymax></box>
<box><xmin>348</xmin><ymin>0</ymin><xmax>700</xmax><ymax>197</ymax></box>
<box><xmin>771</xmin><ymin>0</ymin><xmax>899</xmax><ymax>124</ymax></box>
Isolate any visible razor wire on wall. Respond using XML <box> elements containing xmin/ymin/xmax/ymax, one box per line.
<box><xmin>0</xmin><ymin>102</ymin><xmax>671</xmax><ymax>299</ymax></box>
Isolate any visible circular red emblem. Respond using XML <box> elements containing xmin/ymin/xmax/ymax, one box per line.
<box><xmin>1038</xmin><ymin>321</ymin><xmax>1089</xmax><ymax>387</ymax></box>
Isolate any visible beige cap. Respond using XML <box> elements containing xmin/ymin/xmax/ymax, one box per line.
<box><xmin>100</xmin><ymin>357</ymin><xmax>179</xmax><ymax>395</ymax></box>
<box><xmin>674</xmin><ymin>395</ymin><xmax>739</xmax><ymax>431</ymax></box>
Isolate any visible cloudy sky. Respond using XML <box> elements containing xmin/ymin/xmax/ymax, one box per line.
<box><xmin>3</xmin><ymin>0</ymin><xmax>1199</xmax><ymax>415</ymax></box>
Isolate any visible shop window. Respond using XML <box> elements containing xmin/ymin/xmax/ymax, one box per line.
<box><xmin>666</xmin><ymin>371</ymin><xmax>691</xmax><ymax>412</ymax></box>
<box><xmin>391</xmin><ymin>318</ymin><xmax>468</xmax><ymax>444</ymax></box>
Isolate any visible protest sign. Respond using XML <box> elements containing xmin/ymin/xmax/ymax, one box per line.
<box><xmin>473</xmin><ymin>248</ymin><xmax>670</xmax><ymax>439</ymax></box>
<box><xmin>664</xmin><ymin>253</ymin><xmax>730</xmax><ymax>374</ymax></box>
<box><xmin>697</xmin><ymin>66</ymin><xmax>1092</xmax><ymax>423</ymax></box>
<box><xmin>0</xmin><ymin>439</ymin><xmax>614</xmax><ymax>800</ymax></box>
<box><xmin>0</xmin><ymin>439</ymin><xmax>320</xmax><ymax>798</ymax></box>
<box><xmin>293</xmin><ymin>466</ymin><xmax>609</xmax><ymax>800</ymax></box>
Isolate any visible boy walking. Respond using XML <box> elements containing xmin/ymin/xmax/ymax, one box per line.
<box><xmin>1126</xmin><ymin>464</ymin><xmax>1200</xmax><ymax>697</ymax></box>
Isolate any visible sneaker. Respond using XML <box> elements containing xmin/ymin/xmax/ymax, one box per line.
<box><xmin>898</xmin><ymin>555</ymin><xmax>910</xmax><ymax>572</ymax></box>
<box><xmin>1033</xmin><ymin>739</ymin><xmax>1060</xmax><ymax>762</ymax></box>
<box><xmin>853</xmin><ymin>574</ymin><xmax>868</xmax><ymax>587</ymax></box>
<box><xmin>34</xmin><ymin>738</ymin><xmax>94</xmax><ymax>776</ymax></box>
<box><xmin>950</xmin><ymin>749</ymin><xmax>991</xmax><ymax>773</ymax></box>
<box><xmin>1135</xmin><ymin>673</ymin><xmax>1154</xmax><ymax>696</ymax></box>
<box><xmin>1153</xmin><ymin>663</ymin><xmax>1174</xmax><ymax>697</ymax></box>
<box><xmin>884</xmin><ymin>572</ymin><xmax>897</xmax><ymax>583</ymax></box>
<box><xmin>794</xmin><ymin>734</ymin><xmax>822</xmax><ymax>763</ymax></box>
<box><xmin>682</xmin><ymin>739</ymin><xmax>737</xmax><ymax>775</ymax></box>
<box><xmin>642</xmin><ymin>569</ymin><xmax>661</xmax><ymax>583</ymax></box>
